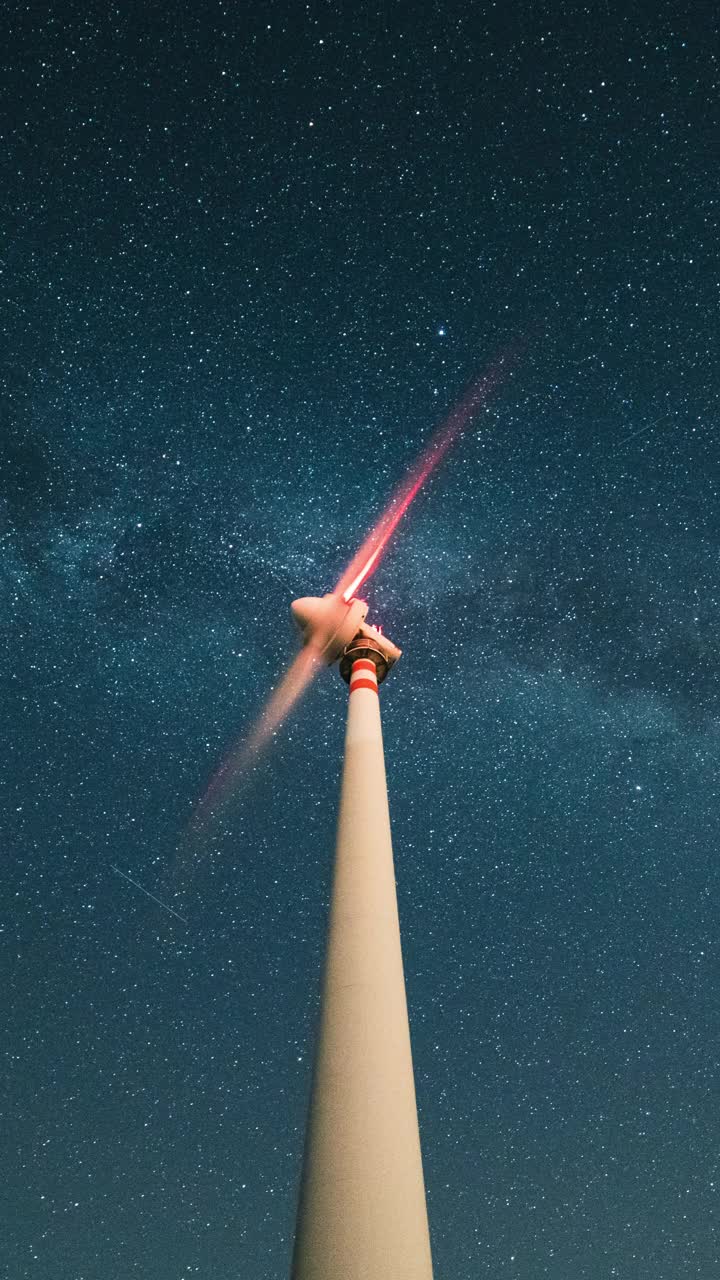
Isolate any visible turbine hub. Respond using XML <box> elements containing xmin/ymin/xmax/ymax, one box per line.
<box><xmin>290</xmin><ymin>593</ymin><xmax>369</xmax><ymax>665</ymax></box>
<box><xmin>291</xmin><ymin>593</ymin><xmax>402</xmax><ymax>678</ymax></box>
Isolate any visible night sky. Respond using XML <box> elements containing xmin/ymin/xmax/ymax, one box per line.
<box><xmin>3</xmin><ymin>2</ymin><xmax>719</xmax><ymax>1277</ymax></box>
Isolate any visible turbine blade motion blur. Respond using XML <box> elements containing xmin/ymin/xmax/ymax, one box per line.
<box><xmin>334</xmin><ymin>355</ymin><xmax>514</xmax><ymax>602</ymax></box>
<box><xmin>240</xmin><ymin>642</ymin><xmax>323</xmax><ymax>760</ymax></box>
<box><xmin>191</xmin><ymin>643</ymin><xmax>322</xmax><ymax>831</ymax></box>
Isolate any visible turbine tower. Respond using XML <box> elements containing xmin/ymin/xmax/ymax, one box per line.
<box><xmin>289</xmin><ymin>594</ymin><xmax>434</xmax><ymax>1280</ymax></box>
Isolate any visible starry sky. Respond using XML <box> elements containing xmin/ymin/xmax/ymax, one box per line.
<box><xmin>2</xmin><ymin>1</ymin><xmax>719</xmax><ymax>1277</ymax></box>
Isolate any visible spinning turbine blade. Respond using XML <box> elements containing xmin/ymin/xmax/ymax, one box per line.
<box><xmin>335</xmin><ymin>357</ymin><xmax>511</xmax><ymax>602</ymax></box>
<box><xmin>191</xmin><ymin>643</ymin><xmax>322</xmax><ymax>831</ymax></box>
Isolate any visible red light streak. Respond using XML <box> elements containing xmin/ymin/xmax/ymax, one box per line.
<box><xmin>335</xmin><ymin>354</ymin><xmax>513</xmax><ymax>603</ymax></box>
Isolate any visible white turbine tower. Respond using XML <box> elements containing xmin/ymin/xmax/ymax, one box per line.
<box><xmin>288</xmin><ymin>594</ymin><xmax>433</xmax><ymax>1280</ymax></box>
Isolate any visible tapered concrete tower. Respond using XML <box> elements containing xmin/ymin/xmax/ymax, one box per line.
<box><xmin>291</xmin><ymin>633</ymin><xmax>433</xmax><ymax>1279</ymax></box>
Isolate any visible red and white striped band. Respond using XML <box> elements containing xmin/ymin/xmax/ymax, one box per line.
<box><xmin>349</xmin><ymin>658</ymin><xmax>379</xmax><ymax>695</ymax></box>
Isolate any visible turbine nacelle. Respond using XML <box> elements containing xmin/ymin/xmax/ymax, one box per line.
<box><xmin>291</xmin><ymin>594</ymin><xmax>368</xmax><ymax>665</ymax></box>
<box><xmin>291</xmin><ymin>593</ymin><xmax>402</xmax><ymax>675</ymax></box>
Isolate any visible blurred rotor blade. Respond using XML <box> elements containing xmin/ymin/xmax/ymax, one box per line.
<box><xmin>334</xmin><ymin>357</ymin><xmax>514</xmax><ymax>602</ymax></box>
<box><xmin>190</xmin><ymin>642</ymin><xmax>323</xmax><ymax>833</ymax></box>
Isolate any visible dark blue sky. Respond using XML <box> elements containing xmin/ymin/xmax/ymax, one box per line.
<box><xmin>2</xmin><ymin>2</ymin><xmax>719</xmax><ymax>1277</ymax></box>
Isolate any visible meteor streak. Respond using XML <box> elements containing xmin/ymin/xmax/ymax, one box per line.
<box><xmin>111</xmin><ymin>864</ymin><xmax>188</xmax><ymax>923</ymax></box>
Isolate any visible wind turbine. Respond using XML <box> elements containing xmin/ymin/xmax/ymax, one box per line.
<box><xmin>193</xmin><ymin>362</ymin><xmax>513</xmax><ymax>1277</ymax></box>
